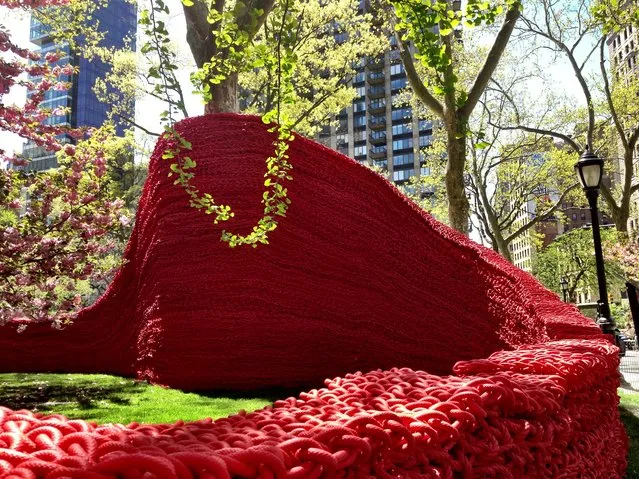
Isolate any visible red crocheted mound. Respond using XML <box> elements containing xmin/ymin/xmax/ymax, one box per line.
<box><xmin>0</xmin><ymin>114</ymin><xmax>596</xmax><ymax>390</ymax></box>
<box><xmin>0</xmin><ymin>114</ymin><xmax>628</xmax><ymax>477</ymax></box>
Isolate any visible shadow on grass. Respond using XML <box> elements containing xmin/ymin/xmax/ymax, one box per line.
<box><xmin>195</xmin><ymin>385</ymin><xmax>309</xmax><ymax>403</ymax></box>
<box><xmin>621</xmin><ymin>406</ymin><xmax>639</xmax><ymax>479</ymax></box>
<box><xmin>0</xmin><ymin>374</ymin><xmax>145</xmax><ymax>412</ymax></box>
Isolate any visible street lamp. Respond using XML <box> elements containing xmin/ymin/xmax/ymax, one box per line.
<box><xmin>574</xmin><ymin>147</ymin><xmax>615</xmax><ymax>335</ymax></box>
<box><xmin>560</xmin><ymin>276</ymin><xmax>569</xmax><ymax>302</ymax></box>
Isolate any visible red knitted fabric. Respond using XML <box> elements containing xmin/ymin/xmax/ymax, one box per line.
<box><xmin>0</xmin><ymin>114</ymin><xmax>565</xmax><ymax>388</ymax></box>
<box><xmin>0</xmin><ymin>114</ymin><xmax>628</xmax><ymax>477</ymax></box>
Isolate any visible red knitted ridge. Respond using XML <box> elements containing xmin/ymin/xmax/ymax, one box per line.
<box><xmin>0</xmin><ymin>114</ymin><xmax>628</xmax><ymax>476</ymax></box>
<box><xmin>0</xmin><ymin>338</ymin><xmax>627</xmax><ymax>478</ymax></box>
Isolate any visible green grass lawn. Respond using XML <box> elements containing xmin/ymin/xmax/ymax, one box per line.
<box><xmin>620</xmin><ymin>390</ymin><xmax>639</xmax><ymax>479</ymax></box>
<box><xmin>1</xmin><ymin>373</ymin><xmax>638</xmax><ymax>477</ymax></box>
<box><xmin>0</xmin><ymin>373</ymin><xmax>274</xmax><ymax>424</ymax></box>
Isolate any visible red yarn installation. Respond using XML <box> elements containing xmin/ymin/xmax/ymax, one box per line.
<box><xmin>0</xmin><ymin>114</ymin><xmax>563</xmax><ymax>388</ymax></box>
<box><xmin>0</xmin><ymin>114</ymin><xmax>628</xmax><ymax>477</ymax></box>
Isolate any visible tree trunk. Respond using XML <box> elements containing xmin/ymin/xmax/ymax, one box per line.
<box><xmin>612</xmin><ymin>202</ymin><xmax>629</xmax><ymax>235</ymax></box>
<box><xmin>445</xmin><ymin>121</ymin><xmax>469</xmax><ymax>235</ymax></box>
<box><xmin>204</xmin><ymin>72</ymin><xmax>239</xmax><ymax>114</ymax></box>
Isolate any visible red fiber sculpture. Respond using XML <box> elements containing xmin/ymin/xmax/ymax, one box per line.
<box><xmin>0</xmin><ymin>114</ymin><xmax>628</xmax><ymax>477</ymax></box>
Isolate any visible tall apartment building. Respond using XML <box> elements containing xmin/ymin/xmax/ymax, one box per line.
<box><xmin>607</xmin><ymin>23</ymin><xmax>639</xmax><ymax>235</ymax></box>
<box><xmin>318</xmin><ymin>36</ymin><xmax>433</xmax><ymax>186</ymax></box>
<box><xmin>23</xmin><ymin>0</ymin><xmax>137</xmax><ymax>171</ymax></box>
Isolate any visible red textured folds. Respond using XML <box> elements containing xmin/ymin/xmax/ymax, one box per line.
<box><xmin>0</xmin><ymin>114</ymin><xmax>627</xmax><ymax>477</ymax></box>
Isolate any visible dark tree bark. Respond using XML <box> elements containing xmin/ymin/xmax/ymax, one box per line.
<box><xmin>182</xmin><ymin>0</ymin><xmax>276</xmax><ymax>113</ymax></box>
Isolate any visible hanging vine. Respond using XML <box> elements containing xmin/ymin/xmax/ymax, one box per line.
<box><xmin>148</xmin><ymin>0</ymin><xmax>298</xmax><ymax>247</ymax></box>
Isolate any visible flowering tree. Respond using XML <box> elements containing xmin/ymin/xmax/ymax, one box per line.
<box><xmin>608</xmin><ymin>240</ymin><xmax>639</xmax><ymax>287</ymax></box>
<box><xmin>0</xmin><ymin>0</ymin><xmax>131</xmax><ymax>329</ymax></box>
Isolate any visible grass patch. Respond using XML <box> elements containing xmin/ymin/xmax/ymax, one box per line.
<box><xmin>620</xmin><ymin>390</ymin><xmax>639</xmax><ymax>479</ymax></box>
<box><xmin>0</xmin><ymin>373</ymin><xmax>273</xmax><ymax>425</ymax></box>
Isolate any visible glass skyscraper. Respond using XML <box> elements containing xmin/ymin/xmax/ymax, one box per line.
<box><xmin>318</xmin><ymin>38</ymin><xmax>434</xmax><ymax>188</ymax></box>
<box><xmin>23</xmin><ymin>0</ymin><xmax>137</xmax><ymax>171</ymax></box>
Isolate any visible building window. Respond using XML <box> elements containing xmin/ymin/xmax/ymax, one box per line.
<box><xmin>392</xmin><ymin>138</ymin><xmax>413</xmax><ymax>151</ymax></box>
<box><xmin>572</xmin><ymin>213</ymin><xmax>577</xmax><ymax>220</ymax></box>
<box><xmin>390</xmin><ymin>63</ymin><xmax>404</xmax><ymax>76</ymax></box>
<box><xmin>393</xmin><ymin>153</ymin><xmax>414</xmax><ymax>166</ymax></box>
<box><xmin>391</xmin><ymin>107</ymin><xmax>412</xmax><ymax>122</ymax></box>
<box><xmin>393</xmin><ymin>169</ymin><xmax>414</xmax><ymax>181</ymax></box>
<box><xmin>392</xmin><ymin>123</ymin><xmax>411</xmax><ymax>136</ymax></box>
<box><xmin>580</xmin><ymin>212</ymin><xmax>586</xmax><ymax>220</ymax></box>
<box><xmin>354</xmin><ymin>145</ymin><xmax>367</xmax><ymax>156</ymax></box>
<box><xmin>369</xmin><ymin>99</ymin><xmax>385</xmax><ymax>110</ymax></box>
<box><xmin>352</xmin><ymin>130</ymin><xmax>365</xmax><ymax>142</ymax></box>
<box><xmin>419</xmin><ymin>135</ymin><xmax>432</xmax><ymax>147</ymax></box>
<box><xmin>418</xmin><ymin>120</ymin><xmax>432</xmax><ymax>130</ymax></box>
<box><xmin>390</xmin><ymin>78</ymin><xmax>407</xmax><ymax>90</ymax></box>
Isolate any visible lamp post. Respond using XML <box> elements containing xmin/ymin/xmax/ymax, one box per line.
<box><xmin>560</xmin><ymin>276</ymin><xmax>569</xmax><ymax>302</ymax></box>
<box><xmin>574</xmin><ymin>148</ymin><xmax>615</xmax><ymax>335</ymax></box>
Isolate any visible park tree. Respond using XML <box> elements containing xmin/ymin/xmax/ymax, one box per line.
<box><xmin>466</xmin><ymin>86</ymin><xmax>578</xmax><ymax>260</ymax></box>
<box><xmin>0</xmin><ymin>0</ymin><xmax>138</xmax><ymax>328</ymax></box>
<box><xmin>239</xmin><ymin>0</ymin><xmax>384</xmax><ymax>136</ymax></box>
<box><xmin>389</xmin><ymin>0</ymin><xmax>522</xmax><ymax>234</ymax></box>
<box><xmin>0</xmin><ymin>127</ymin><xmax>133</xmax><ymax>329</ymax></box>
<box><xmin>532</xmin><ymin>227</ymin><xmax>625</xmax><ymax>302</ymax></box>
<box><xmin>492</xmin><ymin>0</ymin><xmax>639</xmax><ymax>234</ymax></box>
<box><xmin>608</xmin><ymin>239</ymin><xmax>639</xmax><ymax>287</ymax></box>
<box><xmin>135</xmin><ymin>0</ymin><xmax>385</xmax><ymax>247</ymax></box>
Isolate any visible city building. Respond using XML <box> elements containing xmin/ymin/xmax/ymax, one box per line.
<box><xmin>507</xmin><ymin>194</ymin><xmax>563</xmax><ymax>272</ymax></box>
<box><xmin>606</xmin><ymin>23</ymin><xmax>639</xmax><ymax>236</ymax></box>
<box><xmin>508</xmin><ymin>196</ymin><xmax>614</xmax><ymax>272</ymax></box>
<box><xmin>317</xmin><ymin>36</ymin><xmax>434</xmax><ymax>187</ymax></box>
<box><xmin>23</xmin><ymin>0</ymin><xmax>137</xmax><ymax>171</ymax></box>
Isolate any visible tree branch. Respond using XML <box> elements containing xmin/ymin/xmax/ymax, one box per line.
<box><xmin>395</xmin><ymin>32</ymin><xmax>444</xmax><ymax>118</ymax></box>
<box><xmin>600</xmin><ymin>36</ymin><xmax>628</xmax><ymax>150</ymax></box>
<box><xmin>113</xmin><ymin>113</ymin><xmax>161</xmax><ymax>137</ymax></box>
<box><xmin>600</xmin><ymin>182</ymin><xmax>619</xmax><ymax>213</ymax></box>
<box><xmin>505</xmin><ymin>183</ymin><xmax>578</xmax><ymax>244</ymax></box>
<box><xmin>459</xmin><ymin>4</ymin><xmax>521</xmax><ymax>118</ymax></box>
<box><xmin>495</xmin><ymin>123</ymin><xmax>581</xmax><ymax>153</ymax></box>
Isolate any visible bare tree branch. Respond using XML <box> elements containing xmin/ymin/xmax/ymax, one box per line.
<box><xmin>600</xmin><ymin>36</ymin><xmax>628</xmax><ymax>149</ymax></box>
<box><xmin>459</xmin><ymin>4</ymin><xmax>521</xmax><ymax>118</ymax></box>
<box><xmin>505</xmin><ymin>183</ymin><xmax>578</xmax><ymax>243</ymax></box>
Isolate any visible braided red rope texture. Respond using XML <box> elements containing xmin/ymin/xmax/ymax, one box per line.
<box><xmin>0</xmin><ymin>114</ymin><xmax>628</xmax><ymax>477</ymax></box>
<box><xmin>0</xmin><ymin>339</ymin><xmax>628</xmax><ymax>478</ymax></box>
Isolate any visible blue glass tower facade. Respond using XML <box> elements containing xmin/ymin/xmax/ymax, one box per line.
<box><xmin>23</xmin><ymin>0</ymin><xmax>137</xmax><ymax>171</ymax></box>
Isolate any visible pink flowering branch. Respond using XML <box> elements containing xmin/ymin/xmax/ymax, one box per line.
<box><xmin>0</xmin><ymin>127</ymin><xmax>132</xmax><ymax>329</ymax></box>
<box><xmin>0</xmin><ymin>2</ymin><xmax>130</xmax><ymax>329</ymax></box>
